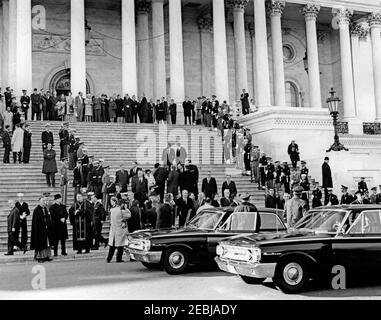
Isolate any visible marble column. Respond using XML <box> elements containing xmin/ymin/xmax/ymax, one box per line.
<box><xmin>16</xmin><ymin>0</ymin><xmax>32</xmax><ymax>105</ymax></box>
<box><xmin>169</xmin><ymin>0</ymin><xmax>185</xmax><ymax>103</ymax></box>
<box><xmin>229</xmin><ymin>0</ymin><xmax>248</xmax><ymax>100</ymax></box>
<box><xmin>71</xmin><ymin>0</ymin><xmax>87</xmax><ymax>96</ymax></box>
<box><xmin>253</xmin><ymin>0</ymin><xmax>271</xmax><ymax>106</ymax></box>
<box><xmin>2</xmin><ymin>0</ymin><xmax>9</xmax><ymax>91</ymax></box>
<box><xmin>0</xmin><ymin>2</ymin><xmax>4</xmax><ymax>92</ymax></box>
<box><xmin>248</xmin><ymin>23</ymin><xmax>256</xmax><ymax>103</ymax></box>
<box><xmin>269</xmin><ymin>0</ymin><xmax>286</xmax><ymax>106</ymax></box>
<box><xmin>122</xmin><ymin>0</ymin><xmax>137</xmax><ymax>96</ymax></box>
<box><xmin>137</xmin><ymin>1</ymin><xmax>150</xmax><ymax>98</ymax></box>
<box><xmin>302</xmin><ymin>4</ymin><xmax>322</xmax><ymax>108</ymax></box>
<box><xmin>8</xmin><ymin>0</ymin><xmax>17</xmax><ymax>91</ymax></box>
<box><xmin>212</xmin><ymin>0</ymin><xmax>229</xmax><ymax>103</ymax></box>
<box><xmin>152</xmin><ymin>0</ymin><xmax>166</xmax><ymax>100</ymax></box>
<box><xmin>333</xmin><ymin>7</ymin><xmax>356</xmax><ymax>119</ymax></box>
<box><xmin>198</xmin><ymin>15</ymin><xmax>214</xmax><ymax>97</ymax></box>
<box><xmin>369</xmin><ymin>12</ymin><xmax>381</xmax><ymax>121</ymax></box>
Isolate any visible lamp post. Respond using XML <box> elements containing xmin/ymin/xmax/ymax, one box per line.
<box><xmin>85</xmin><ymin>20</ymin><xmax>91</xmax><ymax>46</ymax></box>
<box><xmin>326</xmin><ymin>88</ymin><xmax>349</xmax><ymax>152</ymax></box>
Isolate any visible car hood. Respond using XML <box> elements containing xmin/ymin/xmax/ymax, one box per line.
<box><xmin>128</xmin><ymin>227</ymin><xmax>213</xmax><ymax>239</ymax></box>
<box><xmin>222</xmin><ymin>229</ymin><xmax>335</xmax><ymax>247</ymax></box>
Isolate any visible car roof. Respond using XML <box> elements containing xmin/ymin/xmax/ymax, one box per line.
<box><xmin>201</xmin><ymin>207</ymin><xmax>283</xmax><ymax>215</ymax></box>
<box><xmin>312</xmin><ymin>205</ymin><xmax>381</xmax><ymax>211</ymax></box>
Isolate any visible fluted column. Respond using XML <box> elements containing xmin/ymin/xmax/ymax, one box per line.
<box><xmin>333</xmin><ymin>7</ymin><xmax>356</xmax><ymax>119</ymax></box>
<box><xmin>152</xmin><ymin>0</ymin><xmax>166</xmax><ymax>100</ymax></box>
<box><xmin>369</xmin><ymin>12</ymin><xmax>381</xmax><ymax>121</ymax></box>
<box><xmin>269</xmin><ymin>0</ymin><xmax>286</xmax><ymax>106</ymax></box>
<box><xmin>122</xmin><ymin>0</ymin><xmax>137</xmax><ymax>96</ymax></box>
<box><xmin>302</xmin><ymin>4</ymin><xmax>322</xmax><ymax>108</ymax></box>
<box><xmin>213</xmin><ymin>0</ymin><xmax>229</xmax><ymax>103</ymax></box>
<box><xmin>8</xmin><ymin>0</ymin><xmax>17</xmax><ymax>91</ymax></box>
<box><xmin>71</xmin><ymin>0</ymin><xmax>87</xmax><ymax>96</ymax></box>
<box><xmin>229</xmin><ymin>0</ymin><xmax>248</xmax><ymax>100</ymax></box>
<box><xmin>198</xmin><ymin>15</ymin><xmax>214</xmax><ymax>97</ymax></box>
<box><xmin>1</xmin><ymin>1</ymin><xmax>8</xmax><ymax>91</ymax></box>
<box><xmin>253</xmin><ymin>0</ymin><xmax>271</xmax><ymax>106</ymax></box>
<box><xmin>137</xmin><ymin>1</ymin><xmax>150</xmax><ymax>97</ymax></box>
<box><xmin>169</xmin><ymin>0</ymin><xmax>185</xmax><ymax>103</ymax></box>
<box><xmin>16</xmin><ymin>0</ymin><xmax>32</xmax><ymax>104</ymax></box>
<box><xmin>248</xmin><ymin>23</ymin><xmax>256</xmax><ymax>103</ymax></box>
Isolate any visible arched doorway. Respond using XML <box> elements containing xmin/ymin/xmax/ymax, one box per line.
<box><xmin>285</xmin><ymin>81</ymin><xmax>299</xmax><ymax>108</ymax></box>
<box><xmin>49</xmin><ymin>69</ymin><xmax>91</xmax><ymax>96</ymax></box>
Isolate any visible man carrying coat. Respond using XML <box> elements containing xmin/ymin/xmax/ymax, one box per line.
<box><xmin>49</xmin><ymin>194</ymin><xmax>68</xmax><ymax>256</ymax></box>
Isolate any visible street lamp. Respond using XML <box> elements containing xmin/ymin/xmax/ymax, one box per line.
<box><xmin>326</xmin><ymin>88</ymin><xmax>349</xmax><ymax>152</ymax></box>
<box><xmin>85</xmin><ymin>20</ymin><xmax>91</xmax><ymax>46</ymax></box>
<box><xmin>303</xmin><ymin>51</ymin><xmax>308</xmax><ymax>74</ymax></box>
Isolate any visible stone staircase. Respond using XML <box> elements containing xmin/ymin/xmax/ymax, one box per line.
<box><xmin>0</xmin><ymin>121</ymin><xmax>264</xmax><ymax>252</ymax></box>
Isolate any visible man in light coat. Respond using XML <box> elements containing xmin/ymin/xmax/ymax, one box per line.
<box><xmin>285</xmin><ymin>186</ymin><xmax>307</xmax><ymax>228</ymax></box>
<box><xmin>75</xmin><ymin>92</ymin><xmax>84</xmax><ymax>122</ymax></box>
<box><xmin>11</xmin><ymin>123</ymin><xmax>24</xmax><ymax>164</ymax></box>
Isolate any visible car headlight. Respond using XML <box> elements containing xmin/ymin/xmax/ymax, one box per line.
<box><xmin>248</xmin><ymin>247</ymin><xmax>261</xmax><ymax>263</ymax></box>
<box><xmin>141</xmin><ymin>240</ymin><xmax>151</xmax><ymax>251</ymax></box>
<box><xmin>216</xmin><ymin>245</ymin><xmax>223</xmax><ymax>256</ymax></box>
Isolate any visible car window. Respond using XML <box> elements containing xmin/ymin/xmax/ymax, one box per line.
<box><xmin>348</xmin><ymin>210</ymin><xmax>381</xmax><ymax>235</ymax></box>
<box><xmin>260</xmin><ymin>213</ymin><xmax>286</xmax><ymax>231</ymax></box>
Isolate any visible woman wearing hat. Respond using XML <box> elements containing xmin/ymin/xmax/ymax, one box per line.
<box><xmin>107</xmin><ymin>197</ymin><xmax>131</xmax><ymax>263</ymax></box>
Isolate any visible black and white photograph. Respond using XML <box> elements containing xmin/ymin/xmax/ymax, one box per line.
<box><xmin>0</xmin><ymin>0</ymin><xmax>381</xmax><ymax>313</ymax></box>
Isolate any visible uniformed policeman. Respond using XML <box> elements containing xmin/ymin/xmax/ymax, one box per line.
<box><xmin>20</xmin><ymin>90</ymin><xmax>30</xmax><ymax>121</ymax></box>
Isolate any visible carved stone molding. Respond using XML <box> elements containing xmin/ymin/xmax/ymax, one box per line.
<box><xmin>137</xmin><ymin>0</ymin><xmax>150</xmax><ymax>14</ymax></box>
<box><xmin>273</xmin><ymin>118</ymin><xmax>332</xmax><ymax>127</ymax></box>
<box><xmin>350</xmin><ymin>22</ymin><xmax>370</xmax><ymax>39</ymax></box>
<box><xmin>301</xmin><ymin>3</ymin><xmax>320</xmax><ymax>20</ymax></box>
<box><xmin>332</xmin><ymin>7</ymin><xmax>354</xmax><ymax>26</ymax></box>
<box><xmin>267</xmin><ymin>0</ymin><xmax>286</xmax><ymax>17</ymax></box>
<box><xmin>227</xmin><ymin>0</ymin><xmax>249</xmax><ymax>12</ymax></box>
<box><xmin>197</xmin><ymin>14</ymin><xmax>213</xmax><ymax>33</ymax></box>
<box><xmin>368</xmin><ymin>12</ymin><xmax>381</xmax><ymax>28</ymax></box>
<box><xmin>33</xmin><ymin>34</ymin><xmax>104</xmax><ymax>56</ymax></box>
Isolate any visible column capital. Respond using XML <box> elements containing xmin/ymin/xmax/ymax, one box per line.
<box><xmin>368</xmin><ymin>11</ymin><xmax>381</xmax><ymax>28</ymax></box>
<box><xmin>137</xmin><ymin>0</ymin><xmax>150</xmax><ymax>14</ymax></box>
<box><xmin>332</xmin><ymin>7</ymin><xmax>353</xmax><ymax>26</ymax></box>
<box><xmin>197</xmin><ymin>15</ymin><xmax>213</xmax><ymax>32</ymax></box>
<box><xmin>267</xmin><ymin>0</ymin><xmax>285</xmax><ymax>18</ymax></box>
<box><xmin>301</xmin><ymin>3</ymin><xmax>320</xmax><ymax>20</ymax></box>
<box><xmin>350</xmin><ymin>21</ymin><xmax>370</xmax><ymax>39</ymax></box>
<box><xmin>227</xmin><ymin>0</ymin><xmax>249</xmax><ymax>13</ymax></box>
<box><xmin>248</xmin><ymin>22</ymin><xmax>255</xmax><ymax>37</ymax></box>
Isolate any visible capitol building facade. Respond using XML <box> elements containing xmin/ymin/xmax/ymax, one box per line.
<box><xmin>1</xmin><ymin>0</ymin><xmax>381</xmax><ymax>191</ymax></box>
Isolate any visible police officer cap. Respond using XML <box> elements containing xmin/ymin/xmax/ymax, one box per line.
<box><xmin>324</xmin><ymin>157</ymin><xmax>330</xmax><ymax>161</ymax></box>
<box><xmin>341</xmin><ymin>185</ymin><xmax>348</xmax><ymax>190</ymax></box>
<box><xmin>54</xmin><ymin>194</ymin><xmax>62</xmax><ymax>200</ymax></box>
<box><xmin>22</xmin><ymin>89</ymin><xmax>27</xmax><ymax>92</ymax></box>
<box><xmin>87</xmin><ymin>192</ymin><xmax>95</xmax><ymax>197</ymax></box>
<box><xmin>63</xmin><ymin>121</ymin><xmax>69</xmax><ymax>126</ymax></box>
<box><xmin>371</xmin><ymin>187</ymin><xmax>377</xmax><ymax>191</ymax></box>
<box><xmin>150</xmin><ymin>190</ymin><xmax>159</xmax><ymax>197</ymax></box>
<box><xmin>327</xmin><ymin>188</ymin><xmax>333</xmax><ymax>192</ymax></box>
<box><xmin>45</xmin><ymin>123</ymin><xmax>51</xmax><ymax>127</ymax></box>
<box><xmin>121</xmin><ymin>192</ymin><xmax>128</xmax><ymax>196</ymax></box>
<box><xmin>241</xmin><ymin>193</ymin><xmax>251</xmax><ymax>201</ymax></box>
<box><xmin>17</xmin><ymin>193</ymin><xmax>24</xmax><ymax>197</ymax></box>
<box><xmin>42</xmin><ymin>192</ymin><xmax>51</xmax><ymax>197</ymax></box>
<box><xmin>61</xmin><ymin>157</ymin><xmax>68</xmax><ymax>161</ymax></box>
<box><xmin>301</xmin><ymin>160</ymin><xmax>306</xmax><ymax>164</ymax></box>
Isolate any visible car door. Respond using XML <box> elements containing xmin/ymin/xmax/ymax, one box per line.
<box><xmin>332</xmin><ymin>210</ymin><xmax>381</xmax><ymax>276</ymax></box>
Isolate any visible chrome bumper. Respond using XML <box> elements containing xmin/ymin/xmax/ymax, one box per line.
<box><xmin>128</xmin><ymin>249</ymin><xmax>162</xmax><ymax>264</ymax></box>
<box><xmin>215</xmin><ymin>257</ymin><xmax>276</xmax><ymax>279</ymax></box>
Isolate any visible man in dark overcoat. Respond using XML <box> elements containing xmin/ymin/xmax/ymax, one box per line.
<box><xmin>5</xmin><ymin>200</ymin><xmax>21</xmax><ymax>256</ymax></box>
<box><xmin>41</xmin><ymin>123</ymin><xmax>54</xmax><ymax>151</ymax></box>
<box><xmin>90</xmin><ymin>194</ymin><xmax>108</xmax><ymax>250</ymax></box>
<box><xmin>16</xmin><ymin>193</ymin><xmax>30</xmax><ymax>252</ymax></box>
<box><xmin>287</xmin><ymin>140</ymin><xmax>300</xmax><ymax>169</ymax></box>
<box><xmin>201</xmin><ymin>171</ymin><xmax>218</xmax><ymax>199</ymax></box>
<box><xmin>322</xmin><ymin>156</ymin><xmax>333</xmax><ymax>201</ymax></box>
<box><xmin>49</xmin><ymin>194</ymin><xmax>68</xmax><ymax>256</ymax></box>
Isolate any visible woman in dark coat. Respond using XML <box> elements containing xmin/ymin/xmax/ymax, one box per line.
<box><xmin>23</xmin><ymin>124</ymin><xmax>32</xmax><ymax>164</ymax></box>
<box><xmin>30</xmin><ymin>197</ymin><xmax>54</xmax><ymax>263</ymax></box>
<box><xmin>42</xmin><ymin>143</ymin><xmax>58</xmax><ymax>187</ymax></box>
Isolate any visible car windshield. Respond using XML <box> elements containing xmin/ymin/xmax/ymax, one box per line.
<box><xmin>295</xmin><ymin>210</ymin><xmax>348</xmax><ymax>233</ymax></box>
<box><xmin>187</xmin><ymin>210</ymin><xmax>224</xmax><ymax>230</ymax></box>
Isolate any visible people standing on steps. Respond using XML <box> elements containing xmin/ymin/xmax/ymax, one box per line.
<box><xmin>322</xmin><ymin>156</ymin><xmax>333</xmax><ymax>202</ymax></box>
<box><xmin>5</xmin><ymin>200</ymin><xmax>22</xmax><ymax>256</ymax></box>
<box><xmin>11</xmin><ymin>123</ymin><xmax>24</xmax><ymax>164</ymax></box>
<box><xmin>49</xmin><ymin>194</ymin><xmax>68</xmax><ymax>257</ymax></box>
<box><xmin>41</xmin><ymin>123</ymin><xmax>54</xmax><ymax>152</ymax></box>
<box><xmin>2</xmin><ymin>125</ymin><xmax>11</xmax><ymax>164</ymax></box>
<box><xmin>23</xmin><ymin>124</ymin><xmax>32</xmax><ymax>164</ymax></box>
<box><xmin>287</xmin><ymin>140</ymin><xmax>300</xmax><ymax>169</ymax></box>
<box><xmin>42</xmin><ymin>143</ymin><xmax>57</xmax><ymax>188</ymax></box>
<box><xmin>16</xmin><ymin>193</ymin><xmax>30</xmax><ymax>254</ymax></box>
<box><xmin>59</xmin><ymin>122</ymin><xmax>70</xmax><ymax>160</ymax></box>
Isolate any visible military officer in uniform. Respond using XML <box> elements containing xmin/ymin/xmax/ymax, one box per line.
<box><xmin>340</xmin><ymin>185</ymin><xmax>355</xmax><ymax>205</ymax></box>
<box><xmin>325</xmin><ymin>188</ymin><xmax>339</xmax><ymax>206</ymax></box>
<box><xmin>20</xmin><ymin>90</ymin><xmax>30</xmax><ymax>121</ymax></box>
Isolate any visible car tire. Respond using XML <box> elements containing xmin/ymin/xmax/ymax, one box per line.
<box><xmin>240</xmin><ymin>275</ymin><xmax>265</xmax><ymax>285</ymax></box>
<box><xmin>163</xmin><ymin>247</ymin><xmax>189</xmax><ymax>275</ymax></box>
<box><xmin>141</xmin><ymin>262</ymin><xmax>162</xmax><ymax>270</ymax></box>
<box><xmin>273</xmin><ymin>257</ymin><xmax>310</xmax><ymax>294</ymax></box>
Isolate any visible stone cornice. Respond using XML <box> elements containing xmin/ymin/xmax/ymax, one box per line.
<box><xmin>368</xmin><ymin>12</ymin><xmax>381</xmax><ymax>28</ymax></box>
<box><xmin>332</xmin><ymin>7</ymin><xmax>354</xmax><ymax>25</ymax></box>
<box><xmin>350</xmin><ymin>21</ymin><xmax>370</xmax><ymax>39</ymax></box>
<box><xmin>301</xmin><ymin>3</ymin><xmax>321</xmax><ymax>20</ymax></box>
<box><xmin>267</xmin><ymin>0</ymin><xmax>286</xmax><ymax>17</ymax></box>
<box><xmin>227</xmin><ymin>0</ymin><xmax>249</xmax><ymax>12</ymax></box>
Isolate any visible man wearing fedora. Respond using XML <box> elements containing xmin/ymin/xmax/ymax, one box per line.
<box><xmin>285</xmin><ymin>186</ymin><xmax>308</xmax><ymax>228</ymax></box>
<box><xmin>49</xmin><ymin>194</ymin><xmax>68</xmax><ymax>256</ymax></box>
<box><xmin>41</xmin><ymin>123</ymin><xmax>54</xmax><ymax>152</ymax></box>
